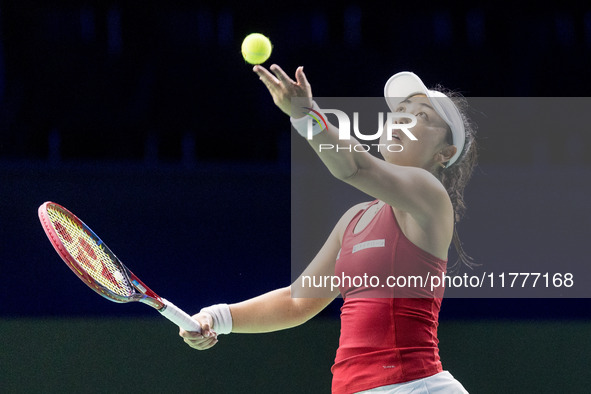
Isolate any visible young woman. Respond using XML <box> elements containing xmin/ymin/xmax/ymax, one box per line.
<box><xmin>180</xmin><ymin>65</ymin><xmax>477</xmax><ymax>393</ymax></box>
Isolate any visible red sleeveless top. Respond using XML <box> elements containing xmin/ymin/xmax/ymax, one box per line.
<box><xmin>331</xmin><ymin>200</ymin><xmax>447</xmax><ymax>394</ymax></box>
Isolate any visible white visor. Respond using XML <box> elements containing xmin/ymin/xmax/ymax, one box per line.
<box><xmin>384</xmin><ymin>71</ymin><xmax>465</xmax><ymax>167</ymax></box>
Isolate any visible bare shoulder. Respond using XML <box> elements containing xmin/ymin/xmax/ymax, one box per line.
<box><xmin>334</xmin><ymin>201</ymin><xmax>373</xmax><ymax>243</ymax></box>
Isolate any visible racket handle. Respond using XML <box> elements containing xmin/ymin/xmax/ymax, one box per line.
<box><xmin>159</xmin><ymin>298</ymin><xmax>202</xmax><ymax>333</ymax></box>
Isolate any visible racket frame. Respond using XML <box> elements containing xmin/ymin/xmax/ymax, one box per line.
<box><xmin>39</xmin><ymin>201</ymin><xmax>202</xmax><ymax>332</ymax></box>
<box><xmin>38</xmin><ymin>201</ymin><xmax>165</xmax><ymax>309</ymax></box>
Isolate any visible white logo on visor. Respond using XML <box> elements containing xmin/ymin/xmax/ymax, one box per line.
<box><xmin>352</xmin><ymin>239</ymin><xmax>385</xmax><ymax>253</ymax></box>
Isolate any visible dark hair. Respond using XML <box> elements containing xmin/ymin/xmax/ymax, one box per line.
<box><xmin>432</xmin><ymin>85</ymin><xmax>479</xmax><ymax>273</ymax></box>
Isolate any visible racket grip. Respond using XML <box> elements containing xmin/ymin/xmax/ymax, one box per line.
<box><xmin>159</xmin><ymin>298</ymin><xmax>202</xmax><ymax>333</ymax></box>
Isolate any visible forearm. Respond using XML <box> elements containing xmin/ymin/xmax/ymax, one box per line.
<box><xmin>228</xmin><ymin>286</ymin><xmax>305</xmax><ymax>333</ymax></box>
<box><xmin>292</xmin><ymin>107</ymin><xmax>372</xmax><ymax>180</ymax></box>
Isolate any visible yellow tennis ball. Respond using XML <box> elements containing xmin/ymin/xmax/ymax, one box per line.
<box><xmin>241</xmin><ymin>33</ymin><xmax>272</xmax><ymax>65</ymax></box>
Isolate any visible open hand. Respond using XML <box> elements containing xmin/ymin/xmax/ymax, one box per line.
<box><xmin>254</xmin><ymin>64</ymin><xmax>313</xmax><ymax>118</ymax></box>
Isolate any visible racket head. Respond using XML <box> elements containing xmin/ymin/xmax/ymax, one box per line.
<box><xmin>38</xmin><ymin>201</ymin><xmax>163</xmax><ymax>308</ymax></box>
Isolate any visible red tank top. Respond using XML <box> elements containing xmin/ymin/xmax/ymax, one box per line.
<box><xmin>331</xmin><ymin>200</ymin><xmax>447</xmax><ymax>394</ymax></box>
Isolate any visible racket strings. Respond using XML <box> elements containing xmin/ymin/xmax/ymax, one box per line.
<box><xmin>47</xmin><ymin>207</ymin><xmax>134</xmax><ymax>297</ymax></box>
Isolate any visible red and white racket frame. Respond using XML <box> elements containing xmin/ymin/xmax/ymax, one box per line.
<box><xmin>38</xmin><ymin>201</ymin><xmax>201</xmax><ymax>332</ymax></box>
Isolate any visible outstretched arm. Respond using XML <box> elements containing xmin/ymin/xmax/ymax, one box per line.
<box><xmin>254</xmin><ymin>64</ymin><xmax>452</xmax><ymax>228</ymax></box>
<box><xmin>179</xmin><ymin>204</ymin><xmax>364</xmax><ymax>350</ymax></box>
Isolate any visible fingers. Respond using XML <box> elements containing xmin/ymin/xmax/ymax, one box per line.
<box><xmin>253</xmin><ymin>64</ymin><xmax>300</xmax><ymax>89</ymax></box>
<box><xmin>179</xmin><ymin>327</ymin><xmax>218</xmax><ymax>350</ymax></box>
<box><xmin>182</xmin><ymin>332</ymin><xmax>218</xmax><ymax>350</ymax></box>
<box><xmin>253</xmin><ymin>65</ymin><xmax>280</xmax><ymax>91</ymax></box>
<box><xmin>253</xmin><ymin>64</ymin><xmax>312</xmax><ymax>117</ymax></box>
<box><xmin>179</xmin><ymin>312</ymin><xmax>219</xmax><ymax>350</ymax></box>
<box><xmin>295</xmin><ymin>66</ymin><xmax>309</xmax><ymax>87</ymax></box>
<box><xmin>269</xmin><ymin>64</ymin><xmax>296</xmax><ymax>85</ymax></box>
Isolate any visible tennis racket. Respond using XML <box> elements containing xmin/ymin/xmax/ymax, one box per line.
<box><xmin>38</xmin><ymin>201</ymin><xmax>201</xmax><ymax>333</ymax></box>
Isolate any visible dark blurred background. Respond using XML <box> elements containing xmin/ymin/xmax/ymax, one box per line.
<box><xmin>1</xmin><ymin>1</ymin><xmax>590</xmax><ymax>393</ymax></box>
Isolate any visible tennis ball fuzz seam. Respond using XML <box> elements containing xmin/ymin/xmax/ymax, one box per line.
<box><xmin>241</xmin><ymin>33</ymin><xmax>272</xmax><ymax>65</ymax></box>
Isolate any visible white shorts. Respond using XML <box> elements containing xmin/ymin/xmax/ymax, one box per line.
<box><xmin>355</xmin><ymin>371</ymin><xmax>468</xmax><ymax>394</ymax></box>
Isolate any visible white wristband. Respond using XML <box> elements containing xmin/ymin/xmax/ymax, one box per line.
<box><xmin>200</xmin><ymin>303</ymin><xmax>233</xmax><ymax>335</ymax></box>
<box><xmin>290</xmin><ymin>101</ymin><xmax>326</xmax><ymax>138</ymax></box>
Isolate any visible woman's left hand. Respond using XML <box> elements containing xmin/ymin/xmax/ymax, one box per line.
<box><xmin>254</xmin><ymin>64</ymin><xmax>313</xmax><ymax>118</ymax></box>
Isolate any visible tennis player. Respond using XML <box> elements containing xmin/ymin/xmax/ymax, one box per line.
<box><xmin>181</xmin><ymin>65</ymin><xmax>476</xmax><ymax>393</ymax></box>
